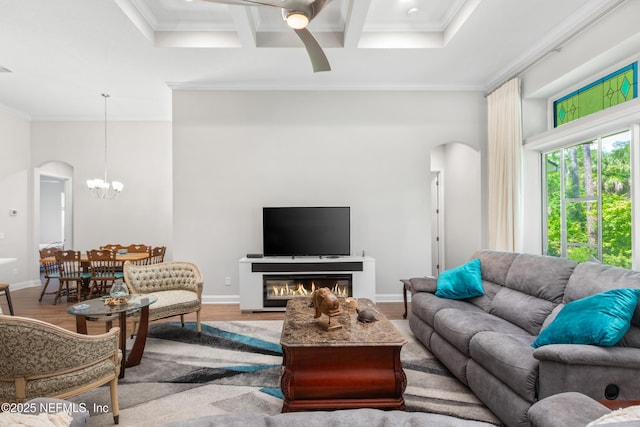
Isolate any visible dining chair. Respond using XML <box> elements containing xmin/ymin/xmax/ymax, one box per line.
<box><xmin>0</xmin><ymin>284</ymin><xmax>14</xmax><ymax>315</ymax></box>
<box><xmin>55</xmin><ymin>250</ymin><xmax>90</xmax><ymax>303</ymax></box>
<box><xmin>147</xmin><ymin>246</ymin><xmax>166</xmax><ymax>264</ymax></box>
<box><xmin>87</xmin><ymin>249</ymin><xmax>123</xmax><ymax>299</ymax></box>
<box><xmin>38</xmin><ymin>247</ymin><xmax>61</xmax><ymax>303</ymax></box>
<box><xmin>126</xmin><ymin>244</ymin><xmax>149</xmax><ymax>253</ymax></box>
<box><xmin>101</xmin><ymin>243</ymin><xmax>126</xmax><ymax>252</ymax></box>
<box><xmin>125</xmin><ymin>244</ymin><xmax>150</xmax><ymax>266</ymax></box>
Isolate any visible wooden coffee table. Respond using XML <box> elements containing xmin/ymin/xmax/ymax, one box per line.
<box><xmin>279</xmin><ymin>298</ymin><xmax>407</xmax><ymax>412</ymax></box>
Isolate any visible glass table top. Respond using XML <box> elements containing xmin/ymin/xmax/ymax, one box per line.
<box><xmin>67</xmin><ymin>294</ymin><xmax>158</xmax><ymax>317</ymax></box>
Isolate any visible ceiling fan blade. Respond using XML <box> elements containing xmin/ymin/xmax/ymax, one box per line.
<box><xmin>294</xmin><ymin>28</ymin><xmax>330</xmax><ymax>72</ymax></box>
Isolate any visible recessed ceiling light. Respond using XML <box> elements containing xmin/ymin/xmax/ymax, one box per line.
<box><xmin>407</xmin><ymin>7</ymin><xmax>419</xmax><ymax>16</ymax></box>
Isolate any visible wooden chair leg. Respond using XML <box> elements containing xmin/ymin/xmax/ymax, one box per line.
<box><xmin>196</xmin><ymin>310</ymin><xmax>201</xmax><ymax>336</ymax></box>
<box><xmin>53</xmin><ymin>281</ymin><xmax>65</xmax><ymax>305</ymax></box>
<box><xmin>109</xmin><ymin>377</ymin><xmax>119</xmax><ymax>424</ymax></box>
<box><xmin>38</xmin><ymin>278</ymin><xmax>51</xmax><ymax>302</ymax></box>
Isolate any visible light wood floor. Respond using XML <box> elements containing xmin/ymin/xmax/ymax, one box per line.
<box><xmin>2</xmin><ymin>284</ymin><xmax>409</xmax><ymax>335</ymax></box>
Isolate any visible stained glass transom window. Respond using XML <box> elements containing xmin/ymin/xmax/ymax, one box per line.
<box><xmin>553</xmin><ymin>62</ymin><xmax>637</xmax><ymax>127</ymax></box>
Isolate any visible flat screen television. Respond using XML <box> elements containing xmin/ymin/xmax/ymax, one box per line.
<box><xmin>263</xmin><ymin>207</ymin><xmax>350</xmax><ymax>257</ymax></box>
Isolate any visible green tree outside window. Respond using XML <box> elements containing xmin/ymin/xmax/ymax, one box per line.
<box><xmin>543</xmin><ymin>130</ymin><xmax>631</xmax><ymax>268</ymax></box>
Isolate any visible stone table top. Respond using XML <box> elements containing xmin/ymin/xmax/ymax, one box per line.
<box><xmin>280</xmin><ymin>297</ymin><xmax>407</xmax><ymax>347</ymax></box>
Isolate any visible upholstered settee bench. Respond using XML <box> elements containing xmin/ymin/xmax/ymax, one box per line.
<box><xmin>123</xmin><ymin>261</ymin><xmax>203</xmax><ymax>335</ymax></box>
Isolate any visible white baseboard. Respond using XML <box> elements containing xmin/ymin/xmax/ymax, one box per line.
<box><xmin>5</xmin><ymin>281</ymin><xmax>41</xmax><ymax>291</ymax></box>
<box><xmin>201</xmin><ymin>294</ymin><xmax>241</xmax><ymax>304</ymax></box>
<box><xmin>374</xmin><ymin>293</ymin><xmax>409</xmax><ymax>303</ymax></box>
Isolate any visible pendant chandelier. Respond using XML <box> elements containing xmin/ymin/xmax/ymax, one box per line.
<box><xmin>87</xmin><ymin>93</ymin><xmax>123</xmax><ymax>199</ymax></box>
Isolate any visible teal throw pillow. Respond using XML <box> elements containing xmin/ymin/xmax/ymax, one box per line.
<box><xmin>532</xmin><ymin>288</ymin><xmax>640</xmax><ymax>348</ymax></box>
<box><xmin>435</xmin><ymin>258</ymin><xmax>484</xmax><ymax>300</ymax></box>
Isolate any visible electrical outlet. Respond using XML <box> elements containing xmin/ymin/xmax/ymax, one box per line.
<box><xmin>225</xmin><ymin>277</ymin><xmax>231</xmax><ymax>286</ymax></box>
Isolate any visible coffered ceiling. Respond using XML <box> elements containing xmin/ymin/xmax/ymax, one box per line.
<box><xmin>0</xmin><ymin>0</ymin><xmax>624</xmax><ymax>120</ymax></box>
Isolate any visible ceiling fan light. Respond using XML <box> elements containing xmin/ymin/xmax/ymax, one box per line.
<box><xmin>286</xmin><ymin>12</ymin><xmax>309</xmax><ymax>30</ymax></box>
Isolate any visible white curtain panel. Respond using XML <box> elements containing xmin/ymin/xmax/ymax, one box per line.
<box><xmin>487</xmin><ymin>78</ymin><xmax>522</xmax><ymax>251</ymax></box>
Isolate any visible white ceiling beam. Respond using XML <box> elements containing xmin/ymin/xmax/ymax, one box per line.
<box><xmin>343</xmin><ymin>0</ymin><xmax>371</xmax><ymax>49</ymax></box>
<box><xmin>228</xmin><ymin>6</ymin><xmax>257</xmax><ymax>48</ymax></box>
<box><xmin>257</xmin><ymin>31</ymin><xmax>343</xmax><ymax>48</ymax></box>
<box><xmin>113</xmin><ymin>0</ymin><xmax>155</xmax><ymax>44</ymax></box>
<box><xmin>155</xmin><ymin>31</ymin><xmax>242</xmax><ymax>48</ymax></box>
<box><xmin>443</xmin><ymin>0</ymin><xmax>482</xmax><ymax>46</ymax></box>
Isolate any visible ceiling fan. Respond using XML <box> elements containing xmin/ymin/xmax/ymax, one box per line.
<box><xmin>200</xmin><ymin>0</ymin><xmax>332</xmax><ymax>72</ymax></box>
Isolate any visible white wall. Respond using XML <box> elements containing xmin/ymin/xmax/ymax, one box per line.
<box><xmin>172</xmin><ymin>90</ymin><xmax>486</xmax><ymax>300</ymax></box>
<box><xmin>0</xmin><ymin>107</ymin><xmax>32</xmax><ymax>287</ymax></box>
<box><xmin>31</xmin><ymin>120</ymin><xmax>173</xmax><ymax>266</ymax></box>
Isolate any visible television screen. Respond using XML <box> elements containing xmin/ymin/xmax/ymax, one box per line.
<box><xmin>263</xmin><ymin>207</ymin><xmax>350</xmax><ymax>257</ymax></box>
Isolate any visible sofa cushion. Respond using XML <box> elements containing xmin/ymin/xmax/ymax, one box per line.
<box><xmin>434</xmin><ymin>308</ymin><xmax>529</xmax><ymax>356</ymax></box>
<box><xmin>564</xmin><ymin>262</ymin><xmax>640</xmax><ymax>326</ymax></box>
<box><xmin>528</xmin><ymin>392</ymin><xmax>611</xmax><ymax>427</ymax></box>
<box><xmin>489</xmin><ymin>287</ymin><xmax>556</xmax><ymax>335</ymax></box>
<box><xmin>140</xmin><ymin>290</ymin><xmax>200</xmax><ymax>321</ymax></box>
<box><xmin>504</xmin><ymin>253</ymin><xmax>576</xmax><ymax>304</ymax></box>
<box><xmin>473</xmin><ymin>250</ymin><xmax>519</xmax><ymax>286</ymax></box>
<box><xmin>469</xmin><ymin>332</ymin><xmax>538</xmax><ymax>402</ymax></box>
<box><xmin>411</xmin><ymin>292</ymin><xmax>484</xmax><ymax>326</ymax></box>
<box><xmin>436</xmin><ymin>259</ymin><xmax>484</xmax><ymax>300</ymax></box>
<box><xmin>532</xmin><ymin>288</ymin><xmax>640</xmax><ymax>348</ymax></box>
<box><xmin>565</xmin><ymin>262</ymin><xmax>640</xmax><ymax>349</ymax></box>
<box><xmin>467</xmin><ymin>281</ymin><xmax>502</xmax><ymax>312</ymax></box>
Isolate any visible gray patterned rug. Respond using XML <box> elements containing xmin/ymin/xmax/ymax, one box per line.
<box><xmin>74</xmin><ymin>320</ymin><xmax>500</xmax><ymax>426</ymax></box>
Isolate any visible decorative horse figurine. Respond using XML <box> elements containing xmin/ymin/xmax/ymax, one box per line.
<box><xmin>312</xmin><ymin>287</ymin><xmax>342</xmax><ymax>331</ymax></box>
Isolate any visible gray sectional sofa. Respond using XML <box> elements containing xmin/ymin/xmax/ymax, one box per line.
<box><xmin>407</xmin><ymin>250</ymin><xmax>640</xmax><ymax>427</ymax></box>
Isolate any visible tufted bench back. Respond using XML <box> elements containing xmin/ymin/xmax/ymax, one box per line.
<box><xmin>124</xmin><ymin>261</ymin><xmax>203</xmax><ymax>297</ymax></box>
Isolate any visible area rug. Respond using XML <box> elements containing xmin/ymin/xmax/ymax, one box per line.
<box><xmin>73</xmin><ymin>320</ymin><xmax>501</xmax><ymax>426</ymax></box>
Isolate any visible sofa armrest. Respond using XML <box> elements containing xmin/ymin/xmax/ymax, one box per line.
<box><xmin>528</xmin><ymin>392</ymin><xmax>610</xmax><ymax>427</ymax></box>
<box><xmin>405</xmin><ymin>277</ymin><xmax>437</xmax><ymax>295</ymax></box>
<box><xmin>534</xmin><ymin>344</ymin><xmax>640</xmax><ymax>400</ymax></box>
<box><xmin>533</xmin><ymin>344</ymin><xmax>640</xmax><ymax>368</ymax></box>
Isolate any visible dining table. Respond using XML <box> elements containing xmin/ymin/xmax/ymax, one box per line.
<box><xmin>41</xmin><ymin>251</ymin><xmax>151</xmax><ymax>302</ymax></box>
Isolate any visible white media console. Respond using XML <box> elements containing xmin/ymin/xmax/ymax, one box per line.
<box><xmin>239</xmin><ymin>256</ymin><xmax>376</xmax><ymax>312</ymax></box>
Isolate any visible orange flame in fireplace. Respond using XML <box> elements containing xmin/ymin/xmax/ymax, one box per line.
<box><xmin>268</xmin><ymin>280</ymin><xmax>348</xmax><ymax>299</ymax></box>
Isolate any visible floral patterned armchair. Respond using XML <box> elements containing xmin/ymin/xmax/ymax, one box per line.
<box><xmin>0</xmin><ymin>315</ymin><xmax>121</xmax><ymax>424</ymax></box>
